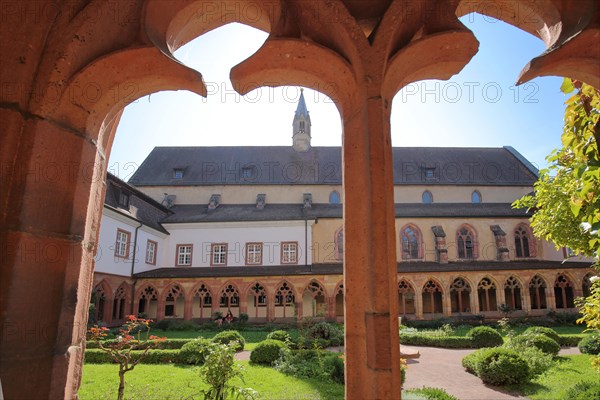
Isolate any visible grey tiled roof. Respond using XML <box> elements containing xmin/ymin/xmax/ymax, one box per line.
<box><xmin>160</xmin><ymin>203</ymin><xmax>531</xmax><ymax>223</ymax></box>
<box><xmin>105</xmin><ymin>173</ymin><xmax>172</xmax><ymax>234</ymax></box>
<box><xmin>133</xmin><ymin>260</ymin><xmax>592</xmax><ymax>279</ymax></box>
<box><xmin>129</xmin><ymin>146</ymin><xmax>538</xmax><ymax>186</ymax></box>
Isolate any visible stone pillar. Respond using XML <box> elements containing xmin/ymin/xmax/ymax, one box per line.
<box><xmin>443</xmin><ymin>291</ymin><xmax>453</xmax><ymax>316</ymax></box>
<box><xmin>327</xmin><ymin>296</ymin><xmax>336</xmax><ymax>320</ymax></box>
<box><xmin>496</xmin><ymin>285</ymin><xmax>507</xmax><ymax>310</ymax></box>
<box><xmin>414</xmin><ymin>291</ymin><xmax>424</xmax><ymax>320</ymax></box>
<box><xmin>156</xmin><ymin>298</ymin><xmax>166</xmax><ymax>321</ymax></box>
<box><xmin>267</xmin><ymin>300</ymin><xmax>275</xmax><ymax>322</ymax></box>
<box><xmin>522</xmin><ymin>286</ymin><xmax>532</xmax><ymax>313</ymax></box>
<box><xmin>183</xmin><ymin>297</ymin><xmax>193</xmax><ymax>321</ymax></box>
<box><xmin>546</xmin><ymin>288</ymin><xmax>557</xmax><ymax>311</ymax></box>
<box><xmin>470</xmin><ymin>291</ymin><xmax>479</xmax><ymax>315</ymax></box>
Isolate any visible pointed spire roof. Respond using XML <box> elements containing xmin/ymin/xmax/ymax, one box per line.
<box><xmin>294</xmin><ymin>88</ymin><xmax>309</xmax><ymax>119</ymax></box>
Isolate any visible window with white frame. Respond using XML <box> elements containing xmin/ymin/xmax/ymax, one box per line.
<box><xmin>176</xmin><ymin>244</ymin><xmax>193</xmax><ymax>266</ymax></box>
<box><xmin>245</xmin><ymin>243</ymin><xmax>263</xmax><ymax>265</ymax></box>
<box><xmin>145</xmin><ymin>240</ymin><xmax>157</xmax><ymax>265</ymax></box>
<box><xmin>281</xmin><ymin>242</ymin><xmax>298</xmax><ymax>264</ymax></box>
<box><xmin>115</xmin><ymin>229</ymin><xmax>130</xmax><ymax>258</ymax></box>
<box><xmin>211</xmin><ymin>243</ymin><xmax>227</xmax><ymax>266</ymax></box>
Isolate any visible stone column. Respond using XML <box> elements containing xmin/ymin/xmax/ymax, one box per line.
<box><xmin>156</xmin><ymin>298</ymin><xmax>166</xmax><ymax>321</ymax></box>
<box><xmin>295</xmin><ymin>301</ymin><xmax>303</xmax><ymax>324</ymax></box>
<box><xmin>267</xmin><ymin>300</ymin><xmax>275</xmax><ymax>322</ymax></box>
<box><xmin>470</xmin><ymin>291</ymin><xmax>479</xmax><ymax>315</ymax></box>
<box><xmin>183</xmin><ymin>297</ymin><xmax>193</xmax><ymax>321</ymax></box>
<box><xmin>443</xmin><ymin>292</ymin><xmax>453</xmax><ymax>316</ymax></box>
<box><xmin>414</xmin><ymin>291</ymin><xmax>424</xmax><ymax>320</ymax></box>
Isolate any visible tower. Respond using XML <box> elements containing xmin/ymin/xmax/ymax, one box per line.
<box><xmin>292</xmin><ymin>88</ymin><xmax>311</xmax><ymax>152</ymax></box>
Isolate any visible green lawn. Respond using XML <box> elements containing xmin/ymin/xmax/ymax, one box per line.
<box><xmin>508</xmin><ymin>354</ymin><xmax>598</xmax><ymax>399</ymax></box>
<box><xmin>80</xmin><ymin>361</ymin><xmax>344</xmax><ymax>400</ymax></box>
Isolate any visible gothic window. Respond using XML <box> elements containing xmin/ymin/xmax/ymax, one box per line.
<box><xmin>398</xmin><ymin>279</ymin><xmax>416</xmax><ymax>315</ymax></box>
<box><xmin>335</xmin><ymin>283</ymin><xmax>344</xmax><ymax>317</ymax></box>
<box><xmin>554</xmin><ymin>274</ymin><xmax>575</xmax><ymax>309</ymax></box>
<box><xmin>457</xmin><ymin>226</ymin><xmax>476</xmax><ymax>259</ymax></box>
<box><xmin>220</xmin><ymin>284</ymin><xmax>240</xmax><ymax>309</ymax></box>
<box><xmin>529</xmin><ymin>275</ymin><xmax>547</xmax><ymax>310</ymax></box>
<box><xmin>304</xmin><ymin>281</ymin><xmax>326</xmax><ymax>316</ymax></box>
<box><xmin>450</xmin><ymin>277</ymin><xmax>471</xmax><ymax>313</ymax></box>
<box><xmin>329</xmin><ymin>190</ymin><xmax>341</xmax><ymax>204</ymax></box>
<box><xmin>471</xmin><ymin>190</ymin><xmax>482</xmax><ymax>203</ymax></box>
<box><xmin>422</xmin><ymin>280</ymin><xmax>443</xmax><ymax>314</ymax></box>
<box><xmin>504</xmin><ymin>276</ymin><xmax>523</xmax><ymax>310</ymax></box>
<box><xmin>275</xmin><ymin>282</ymin><xmax>295</xmax><ymax>318</ymax></box>
<box><xmin>112</xmin><ymin>285</ymin><xmax>127</xmax><ymax>321</ymax></box>
<box><xmin>93</xmin><ymin>284</ymin><xmax>107</xmax><ymax>322</ymax></box>
<box><xmin>193</xmin><ymin>284</ymin><xmax>212</xmax><ymax>319</ymax></box>
<box><xmin>137</xmin><ymin>285</ymin><xmax>158</xmax><ymax>318</ymax></box>
<box><xmin>477</xmin><ymin>277</ymin><xmax>497</xmax><ymax>312</ymax></box>
<box><xmin>164</xmin><ymin>285</ymin><xmax>183</xmax><ymax>317</ymax></box>
<box><xmin>249</xmin><ymin>283</ymin><xmax>267</xmax><ymax>308</ymax></box>
<box><xmin>422</xmin><ymin>190</ymin><xmax>433</xmax><ymax>204</ymax></box>
<box><xmin>514</xmin><ymin>224</ymin><xmax>535</xmax><ymax>258</ymax></box>
<box><xmin>583</xmin><ymin>273</ymin><xmax>594</xmax><ymax>298</ymax></box>
<box><xmin>401</xmin><ymin>225</ymin><xmax>421</xmax><ymax>260</ymax></box>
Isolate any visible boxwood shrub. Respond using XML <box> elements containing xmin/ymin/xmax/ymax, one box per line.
<box><xmin>250</xmin><ymin>339</ymin><xmax>287</xmax><ymax>365</ymax></box>
<box><xmin>472</xmin><ymin>348</ymin><xmax>530</xmax><ymax>385</ymax></box>
<box><xmin>508</xmin><ymin>332</ymin><xmax>560</xmax><ymax>356</ymax></box>
<box><xmin>211</xmin><ymin>330</ymin><xmax>245</xmax><ymax>351</ymax></box>
<box><xmin>578</xmin><ymin>334</ymin><xmax>600</xmax><ymax>355</ymax></box>
<box><xmin>178</xmin><ymin>337</ymin><xmax>212</xmax><ymax>365</ymax></box>
<box><xmin>266</xmin><ymin>330</ymin><xmax>292</xmax><ymax>343</ymax></box>
<box><xmin>400</xmin><ymin>334</ymin><xmax>475</xmax><ymax>348</ymax></box>
<box><xmin>466</xmin><ymin>326</ymin><xmax>503</xmax><ymax>348</ymax></box>
<box><xmin>523</xmin><ymin>326</ymin><xmax>560</xmax><ymax>343</ymax></box>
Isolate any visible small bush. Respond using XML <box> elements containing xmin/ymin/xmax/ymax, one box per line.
<box><xmin>461</xmin><ymin>350</ymin><xmax>482</xmax><ymax>374</ymax></box>
<box><xmin>267</xmin><ymin>330</ymin><xmax>292</xmax><ymax>343</ymax></box>
<box><xmin>325</xmin><ymin>355</ymin><xmax>345</xmax><ymax>384</ymax></box>
<box><xmin>212</xmin><ymin>330</ymin><xmax>245</xmax><ymax>351</ymax></box>
<box><xmin>466</xmin><ymin>326</ymin><xmax>503</xmax><ymax>348</ymax></box>
<box><xmin>474</xmin><ymin>348</ymin><xmax>530</xmax><ymax>385</ymax></box>
<box><xmin>237</xmin><ymin>313</ymin><xmax>249</xmax><ymax>324</ymax></box>
<box><xmin>523</xmin><ymin>326</ymin><xmax>561</xmax><ymax>343</ymax></box>
<box><xmin>179</xmin><ymin>338</ymin><xmax>212</xmax><ymax>365</ymax></box>
<box><xmin>578</xmin><ymin>334</ymin><xmax>600</xmax><ymax>355</ymax></box>
<box><xmin>275</xmin><ymin>349</ymin><xmax>342</xmax><ymax>382</ymax></box>
<box><xmin>307</xmin><ymin>322</ymin><xmax>344</xmax><ymax>346</ymax></box>
<box><xmin>508</xmin><ymin>332</ymin><xmax>560</xmax><ymax>356</ymax></box>
<box><xmin>250</xmin><ymin>340</ymin><xmax>287</xmax><ymax>365</ymax></box>
<box><xmin>401</xmin><ymin>334</ymin><xmax>475</xmax><ymax>348</ymax></box>
<box><xmin>563</xmin><ymin>380</ymin><xmax>600</xmax><ymax>400</ymax></box>
<box><xmin>406</xmin><ymin>387</ymin><xmax>459</xmax><ymax>400</ymax></box>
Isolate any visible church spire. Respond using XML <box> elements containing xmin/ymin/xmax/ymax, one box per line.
<box><xmin>292</xmin><ymin>88</ymin><xmax>311</xmax><ymax>152</ymax></box>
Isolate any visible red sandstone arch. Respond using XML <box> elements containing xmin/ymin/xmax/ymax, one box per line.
<box><xmin>477</xmin><ymin>276</ymin><xmax>499</xmax><ymax>312</ymax></box>
<box><xmin>191</xmin><ymin>282</ymin><xmax>213</xmax><ymax>320</ymax></box>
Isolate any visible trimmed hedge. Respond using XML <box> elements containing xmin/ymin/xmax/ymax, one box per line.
<box><xmin>558</xmin><ymin>334</ymin><xmax>586</xmax><ymax>347</ymax></box>
<box><xmin>508</xmin><ymin>333</ymin><xmax>560</xmax><ymax>356</ymax></box>
<box><xmin>466</xmin><ymin>326</ymin><xmax>503</xmax><ymax>348</ymax></box>
<box><xmin>266</xmin><ymin>330</ymin><xmax>292</xmax><ymax>343</ymax></box>
<box><xmin>400</xmin><ymin>334</ymin><xmax>475</xmax><ymax>348</ymax></box>
<box><xmin>86</xmin><ymin>339</ymin><xmax>191</xmax><ymax>350</ymax></box>
<box><xmin>178</xmin><ymin>338</ymin><xmax>213</xmax><ymax>365</ymax></box>
<box><xmin>250</xmin><ymin>339</ymin><xmax>287</xmax><ymax>365</ymax></box>
<box><xmin>85</xmin><ymin>349</ymin><xmax>181</xmax><ymax>364</ymax></box>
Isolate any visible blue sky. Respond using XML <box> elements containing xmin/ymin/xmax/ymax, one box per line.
<box><xmin>109</xmin><ymin>13</ymin><xmax>566</xmax><ymax>181</ymax></box>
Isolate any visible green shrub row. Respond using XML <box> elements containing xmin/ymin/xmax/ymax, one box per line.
<box><xmin>400</xmin><ymin>334</ymin><xmax>476</xmax><ymax>348</ymax></box>
<box><xmin>462</xmin><ymin>348</ymin><xmax>530</xmax><ymax>385</ymax></box>
<box><xmin>86</xmin><ymin>338</ymin><xmax>191</xmax><ymax>350</ymax></box>
<box><xmin>557</xmin><ymin>334</ymin><xmax>586</xmax><ymax>346</ymax></box>
<box><xmin>85</xmin><ymin>349</ymin><xmax>181</xmax><ymax>364</ymax></box>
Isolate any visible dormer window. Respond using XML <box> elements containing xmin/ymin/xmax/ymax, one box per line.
<box><xmin>118</xmin><ymin>190</ymin><xmax>130</xmax><ymax>209</ymax></box>
<box><xmin>241</xmin><ymin>166</ymin><xmax>255</xmax><ymax>180</ymax></box>
<box><xmin>425</xmin><ymin>168</ymin><xmax>436</xmax><ymax>179</ymax></box>
<box><xmin>173</xmin><ymin>168</ymin><xmax>184</xmax><ymax>179</ymax></box>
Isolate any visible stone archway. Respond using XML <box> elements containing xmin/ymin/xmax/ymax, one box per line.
<box><xmin>1</xmin><ymin>1</ymin><xmax>598</xmax><ymax>398</ymax></box>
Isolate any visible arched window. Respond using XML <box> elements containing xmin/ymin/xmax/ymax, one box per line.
<box><xmin>422</xmin><ymin>280</ymin><xmax>443</xmax><ymax>314</ymax></box>
<box><xmin>400</xmin><ymin>225</ymin><xmax>421</xmax><ymax>260</ymax></box>
<box><xmin>335</xmin><ymin>283</ymin><xmax>344</xmax><ymax>317</ymax></box>
<box><xmin>304</xmin><ymin>281</ymin><xmax>326</xmax><ymax>317</ymax></box>
<box><xmin>335</xmin><ymin>227</ymin><xmax>344</xmax><ymax>260</ymax></box>
<box><xmin>450</xmin><ymin>277</ymin><xmax>471</xmax><ymax>313</ymax></box>
<box><xmin>137</xmin><ymin>285</ymin><xmax>158</xmax><ymax>318</ymax></box>
<box><xmin>504</xmin><ymin>276</ymin><xmax>523</xmax><ymax>310</ymax></box>
<box><xmin>514</xmin><ymin>224</ymin><xmax>535</xmax><ymax>258</ymax></box>
<box><xmin>275</xmin><ymin>282</ymin><xmax>295</xmax><ymax>318</ymax></box>
<box><xmin>193</xmin><ymin>284</ymin><xmax>212</xmax><ymax>319</ymax></box>
<box><xmin>529</xmin><ymin>275</ymin><xmax>547</xmax><ymax>310</ymax></box>
<box><xmin>422</xmin><ymin>190</ymin><xmax>433</xmax><ymax>204</ymax></box>
<box><xmin>164</xmin><ymin>284</ymin><xmax>183</xmax><ymax>318</ymax></box>
<box><xmin>329</xmin><ymin>190</ymin><xmax>341</xmax><ymax>204</ymax></box>
<box><xmin>477</xmin><ymin>277</ymin><xmax>497</xmax><ymax>312</ymax></box>
<box><xmin>457</xmin><ymin>225</ymin><xmax>477</xmax><ymax>259</ymax></box>
<box><xmin>554</xmin><ymin>274</ymin><xmax>575</xmax><ymax>309</ymax></box>
<box><xmin>93</xmin><ymin>284</ymin><xmax>107</xmax><ymax>323</ymax></box>
<box><xmin>220</xmin><ymin>284</ymin><xmax>240</xmax><ymax>311</ymax></box>
<box><xmin>248</xmin><ymin>282</ymin><xmax>267</xmax><ymax>319</ymax></box>
<box><xmin>583</xmin><ymin>273</ymin><xmax>594</xmax><ymax>298</ymax></box>
<box><xmin>398</xmin><ymin>279</ymin><xmax>416</xmax><ymax>315</ymax></box>
<box><xmin>112</xmin><ymin>285</ymin><xmax>127</xmax><ymax>321</ymax></box>
<box><xmin>471</xmin><ymin>190</ymin><xmax>482</xmax><ymax>203</ymax></box>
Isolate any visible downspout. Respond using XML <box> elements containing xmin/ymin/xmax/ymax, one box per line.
<box><xmin>130</xmin><ymin>221</ymin><xmax>143</xmax><ymax>315</ymax></box>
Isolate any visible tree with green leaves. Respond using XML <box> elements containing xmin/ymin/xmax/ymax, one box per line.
<box><xmin>513</xmin><ymin>78</ymin><xmax>599</xmax><ymax>372</ymax></box>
